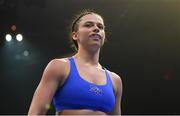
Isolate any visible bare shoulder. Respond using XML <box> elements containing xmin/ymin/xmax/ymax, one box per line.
<box><xmin>47</xmin><ymin>58</ymin><xmax>69</xmax><ymax>68</ymax></box>
<box><xmin>28</xmin><ymin>58</ymin><xmax>70</xmax><ymax>114</ymax></box>
<box><xmin>43</xmin><ymin>57</ymin><xmax>70</xmax><ymax>82</ymax></box>
<box><xmin>107</xmin><ymin>70</ymin><xmax>122</xmax><ymax>85</ymax></box>
<box><xmin>106</xmin><ymin>70</ymin><xmax>123</xmax><ymax>94</ymax></box>
<box><xmin>47</xmin><ymin>58</ymin><xmax>69</xmax><ymax>71</ymax></box>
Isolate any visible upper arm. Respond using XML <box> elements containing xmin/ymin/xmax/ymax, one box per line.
<box><xmin>110</xmin><ymin>72</ymin><xmax>123</xmax><ymax>115</ymax></box>
<box><xmin>28</xmin><ymin>59</ymin><xmax>67</xmax><ymax>115</ymax></box>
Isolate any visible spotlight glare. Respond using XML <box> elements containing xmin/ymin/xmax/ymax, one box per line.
<box><xmin>16</xmin><ymin>34</ymin><xmax>23</xmax><ymax>41</ymax></box>
<box><xmin>23</xmin><ymin>50</ymin><xmax>29</xmax><ymax>56</ymax></box>
<box><xmin>11</xmin><ymin>25</ymin><xmax>16</xmax><ymax>31</ymax></box>
<box><xmin>5</xmin><ymin>34</ymin><xmax>12</xmax><ymax>42</ymax></box>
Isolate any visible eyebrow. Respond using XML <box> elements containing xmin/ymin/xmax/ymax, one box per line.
<box><xmin>84</xmin><ymin>21</ymin><xmax>104</xmax><ymax>26</ymax></box>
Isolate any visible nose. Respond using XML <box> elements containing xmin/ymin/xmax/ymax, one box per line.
<box><xmin>92</xmin><ymin>25</ymin><xmax>100</xmax><ymax>33</ymax></box>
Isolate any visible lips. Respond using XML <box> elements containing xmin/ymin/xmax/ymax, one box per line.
<box><xmin>89</xmin><ymin>34</ymin><xmax>102</xmax><ymax>40</ymax></box>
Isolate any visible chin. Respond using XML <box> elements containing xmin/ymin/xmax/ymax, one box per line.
<box><xmin>88</xmin><ymin>44</ymin><xmax>102</xmax><ymax>52</ymax></box>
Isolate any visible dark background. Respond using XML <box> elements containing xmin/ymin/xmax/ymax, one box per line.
<box><xmin>0</xmin><ymin>0</ymin><xmax>180</xmax><ymax>114</ymax></box>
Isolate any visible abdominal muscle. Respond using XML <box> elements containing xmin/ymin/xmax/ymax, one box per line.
<box><xmin>56</xmin><ymin>109</ymin><xmax>108</xmax><ymax>115</ymax></box>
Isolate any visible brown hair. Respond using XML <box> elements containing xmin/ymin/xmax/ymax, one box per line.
<box><xmin>69</xmin><ymin>10</ymin><xmax>104</xmax><ymax>51</ymax></box>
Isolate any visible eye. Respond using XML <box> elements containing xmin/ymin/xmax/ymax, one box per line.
<box><xmin>84</xmin><ymin>23</ymin><xmax>93</xmax><ymax>27</ymax></box>
<box><xmin>97</xmin><ymin>24</ymin><xmax>105</xmax><ymax>30</ymax></box>
<box><xmin>98</xmin><ymin>25</ymin><xmax>104</xmax><ymax>30</ymax></box>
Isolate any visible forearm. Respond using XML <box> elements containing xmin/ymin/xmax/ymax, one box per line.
<box><xmin>28</xmin><ymin>102</ymin><xmax>48</xmax><ymax>115</ymax></box>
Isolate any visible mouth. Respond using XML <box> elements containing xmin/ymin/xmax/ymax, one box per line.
<box><xmin>89</xmin><ymin>34</ymin><xmax>102</xmax><ymax>40</ymax></box>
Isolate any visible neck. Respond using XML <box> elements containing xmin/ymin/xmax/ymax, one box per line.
<box><xmin>74</xmin><ymin>45</ymin><xmax>100</xmax><ymax>67</ymax></box>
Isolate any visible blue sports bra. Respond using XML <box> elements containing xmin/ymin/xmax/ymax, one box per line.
<box><xmin>53</xmin><ymin>57</ymin><xmax>115</xmax><ymax>113</ymax></box>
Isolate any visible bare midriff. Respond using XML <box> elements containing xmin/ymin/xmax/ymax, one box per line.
<box><xmin>56</xmin><ymin>109</ymin><xmax>108</xmax><ymax>115</ymax></box>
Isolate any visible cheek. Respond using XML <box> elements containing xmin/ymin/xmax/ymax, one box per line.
<box><xmin>101</xmin><ymin>31</ymin><xmax>106</xmax><ymax>39</ymax></box>
<box><xmin>78</xmin><ymin>28</ymin><xmax>91</xmax><ymax>38</ymax></box>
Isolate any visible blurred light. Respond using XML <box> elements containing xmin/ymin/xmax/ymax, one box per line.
<box><xmin>5</xmin><ymin>34</ymin><xmax>12</xmax><ymax>42</ymax></box>
<box><xmin>15</xmin><ymin>54</ymin><xmax>21</xmax><ymax>60</ymax></box>
<box><xmin>45</xmin><ymin>104</ymin><xmax>51</xmax><ymax>110</ymax></box>
<box><xmin>16</xmin><ymin>34</ymin><xmax>23</xmax><ymax>41</ymax></box>
<box><xmin>11</xmin><ymin>25</ymin><xmax>16</xmax><ymax>31</ymax></box>
<box><xmin>164</xmin><ymin>71</ymin><xmax>172</xmax><ymax>81</ymax></box>
<box><xmin>23</xmin><ymin>50</ymin><xmax>29</xmax><ymax>56</ymax></box>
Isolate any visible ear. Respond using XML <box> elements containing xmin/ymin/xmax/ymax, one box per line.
<box><xmin>72</xmin><ymin>32</ymin><xmax>78</xmax><ymax>41</ymax></box>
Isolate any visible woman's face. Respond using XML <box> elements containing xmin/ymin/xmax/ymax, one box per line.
<box><xmin>72</xmin><ymin>14</ymin><xmax>105</xmax><ymax>50</ymax></box>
